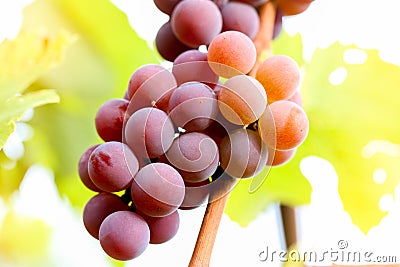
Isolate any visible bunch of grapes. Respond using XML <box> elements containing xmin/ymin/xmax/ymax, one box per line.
<box><xmin>78</xmin><ymin>0</ymin><xmax>311</xmax><ymax>262</ymax></box>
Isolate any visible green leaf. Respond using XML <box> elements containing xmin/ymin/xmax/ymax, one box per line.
<box><xmin>298</xmin><ymin>43</ymin><xmax>400</xmax><ymax>233</ymax></box>
<box><xmin>272</xmin><ymin>31</ymin><xmax>305</xmax><ymax>67</ymax></box>
<box><xmin>225</xmin><ymin>31</ymin><xmax>312</xmax><ymax>226</ymax></box>
<box><xmin>0</xmin><ymin>90</ymin><xmax>59</xmax><ymax>123</ymax></box>
<box><xmin>0</xmin><ymin>121</ymin><xmax>14</xmax><ymax>150</ymax></box>
<box><xmin>0</xmin><ymin>30</ymin><xmax>71</xmax><ymax>151</ymax></box>
<box><xmin>0</xmin><ymin>30</ymin><xmax>72</xmax><ymax>100</ymax></box>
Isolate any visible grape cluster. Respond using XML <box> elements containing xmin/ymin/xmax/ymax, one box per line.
<box><xmin>78</xmin><ymin>0</ymin><xmax>311</xmax><ymax>262</ymax></box>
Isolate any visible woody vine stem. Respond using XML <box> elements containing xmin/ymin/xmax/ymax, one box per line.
<box><xmin>188</xmin><ymin>2</ymin><xmax>277</xmax><ymax>266</ymax></box>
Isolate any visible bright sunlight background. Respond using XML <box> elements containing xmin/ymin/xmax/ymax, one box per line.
<box><xmin>1</xmin><ymin>0</ymin><xmax>400</xmax><ymax>266</ymax></box>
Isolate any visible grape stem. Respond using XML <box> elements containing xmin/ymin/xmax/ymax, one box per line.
<box><xmin>249</xmin><ymin>1</ymin><xmax>277</xmax><ymax>77</ymax></box>
<box><xmin>188</xmin><ymin>192</ymin><xmax>229</xmax><ymax>267</ymax></box>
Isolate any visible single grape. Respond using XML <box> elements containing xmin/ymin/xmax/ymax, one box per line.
<box><xmin>126</xmin><ymin>64</ymin><xmax>177</xmax><ymax>113</ymax></box>
<box><xmin>287</xmin><ymin>90</ymin><xmax>303</xmax><ymax>106</ymax></box>
<box><xmin>219</xmin><ymin>129</ymin><xmax>268</xmax><ymax>178</ymax></box>
<box><xmin>221</xmin><ymin>2</ymin><xmax>260</xmax><ymax>39</ymax></box>
<box><xmin>256</xmin><ymin>55</ymin><xmax>301</xmax><ymax>103</ymax></box>
<box><xmin>180</xmin><ymin>180</ymin><xmax>210</xmax><ymax>210</ymax></box>
<box><xmin>155</xmin><ymin>22</ymin><xmax>191</xmax><ymax>62</ymax></box>
<box><xmin>139</xmin><ymin>210</ymin><xmax>180</xmax><ymax>244</ymax></box>
<box><xmin>171</xmin><ymin>0</ymin><xmax>222</xmax><ymax>48</ymax></box>
<box><xmin>208</xmin><ymin>31</ymin><xmax>256</xmax><ymax>78</ymax></box>
<box><xmin>165</xmin><ymin>132</ymin><xmax>219</xmax><ymax>183</ymax></box>
<box><xmin>218</xmin><ymin>75</ymin><xmax>267</xmax><ymax>125</ymax></box>
<box><xmin>172</xmin><ymin>50</ymin><xmax>219</xmax><ymax>87</ymax></box>
<box><xmin>234</xmin><ymin>0</ymin><xmax>268</xmax><ymax>6</ymax></box>
<box><xmin>99</xmin><ymin>211</ymin><xmax>150</xmax><ymax>261</ymax></box>
<box><xmin>88</xmin><ymin>142</ymin><xmax>139</xmax><ymax>192</ymax></box>
<box><xmin>131</xmin><ymin>163</ymin><xmax>185</xmax><ymax>217</ymax></box>
<box><xmin>83</xmin><ymin>192</ymin><xmax>129</xmax><ymax>239</ymax></box>
<box><xmin>267</xmin><ymin>148</ymin><xmax>297</xmax><ymax>167</ymax></box>
<box><xmin>211</xmin><ymin>0</ymin><xmax>228</xmax><ymax>9</ymax></box>
<box><xmin>199</xmin><ymin>111</ymin><xmax>241</xmax><ymax>145</ymax></box>
<box><xmin>168</xmin><ymin>82</ymin><xmax>218</xmax><ymax>131</ymax></box>
<box><xmin>153</xmin><ymin>0</ymin><xmax>181</xmax><ymax>15</ymax></box>
<box><xmin>124</xmin><ymin>107</ymin><xmax>175</xmax><ymax>159</ymax></box>
<box><xmin>258</xmin><ymin>100</ymin><xmax>309</xmax><ymax>150</ymax></box>
<box><xmin>95</xmin><ymin>98</ymin><xmax>129</xmax><ymax>142</ymax></box>
<box><xmin>78</xmin><ymin>144</ymin><xmax>102</xmax><ymax>192</ymax></box>
<box><xmin>277</xmin><ymin>0</ymin><xmax>313</xmax><ymax>16</ymax></box>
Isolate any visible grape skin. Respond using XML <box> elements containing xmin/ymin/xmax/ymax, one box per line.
<box><xmin>139</xmin><ymin>210</ymin><xmax>180</xmax><ymax>244</ymax></box>
<box><xmin>218</xmin><ymin>75</ymin><xmax>267</xmax><ymax>125</ymax></box>
<box><xmin>131</xmin><ymin>163</ymin><xmax>185</xmax><ymax>217</ymax></box>
<box><xmin>219</xmin><ymin>129</ymin><xmax>268</xmax><ymax>178</ymax></box>
<box><xmin>256</xmin><ymin>55</ymin><xmax>301</xmax><ymax>103</ymax></box>
<box><xmin>221</xmin><ymin>2</ymin><xmax>260</xmax><ymax>39</ymax></box>
<box><xmin>258</xmin><ymin>100</ymin><xmax>309</xmax><ymax>150</ymax></box>
<box><xmin>168</xmin><ymin>82</ymin><xmax>218</xmax><ymax>131</ymax></box>
<box><xmin>234</xmin><ymin>0</ymin><xmax>268</xmax><ymax>6</ymax></box>
<box><xmin>126</xmin><ymin>64</ymin><xmax>177</xmax><ymax>114</ymax></box>
<box><xmin>83</xmin><ymin>192</ymin><xmax>128</xmax><ymax>239</ymax></box>
<box><xmin>88</xmin><ymin>142</ymin><xmax>139</xmax><ymax>192</ymax></box>
<box><xmin>95</xmin><ymin>98</ymin><xmax>129</xmax><ymax>142</ymax></box>
<box><xmin>171</xmin><ymin>0</ymin><xmax>222</xmax><ymax>48</ymax></box>
<box><xmin>277</xmin><ymin>0</ymin><xmax>313</xmax><ymax>16</ymax></box>
<box><xmin>165</xmin><ymin>132</ymin><xmax>219</xmax><ymax>183</ymax></box>
<box><xmin>153</xmin><ymin>0</ymin><xmax>181</xmax><ymax>15</ymax></box>
<box><xmin>99</xmin><ymin>211</ymin><xmax>150</xmax><ymax>261</ymax></box>
<box><xmin>78</xmin><ymin>144</ymin><xmax>102</xmax><ymax>192</ymax></box>
<box><xmin>155</xmin><ymin>22</ymin><xmax>191</xmax><ymax>62</ymax></box>
<box><xmin>180</xmin><ymin>180</ymin><xmax>210</xmax><ymax>210</ymax></box>
<box><xmin>124</xmin><ymin>107</ymin><xmax>175</xmax><ymax>159</ymax></box>
<box><xmin>267</xmin><ymin>148</ymin><xmax>297</xmax><ymax>167</ymax></box>
<box><xmin>172</xmin><ymin>50</ymin><xmax>219</xmax><ymax>87</ymax></box>
<box><xmin>208</xmin><ymin>31</ymin><xmax>256</xmax><ymax>78</ymax></box>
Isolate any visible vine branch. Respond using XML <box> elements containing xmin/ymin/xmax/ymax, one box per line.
<box><xmin>249</xmin><ymin>1</ymin><xmax>277</xmax><ymax>77</ymax></box>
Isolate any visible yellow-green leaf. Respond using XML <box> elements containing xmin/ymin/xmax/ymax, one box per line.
<box><xmin>0</xmin><ymin>30</ymin><xmax>73</xmax><ymax>99</ymax></box>
<box><xmin>299</xmin><ymin>43</ymin><xmax>400</xmax><ymax>233</ymax></box>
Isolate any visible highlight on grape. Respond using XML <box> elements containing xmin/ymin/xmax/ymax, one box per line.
<box><xmin>78</xmin><ymin>0</ymin><xmax>312</xmax><ymax>261</ymax></box>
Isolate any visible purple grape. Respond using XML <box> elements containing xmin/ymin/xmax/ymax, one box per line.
<box><xmin>78</xmin><ymin>144</ymin><xmax>102</xmax><ymax>192</ymax></box>
<box><xmin>273</xmin><ymin>7</ymin><xmax>283</xmax><ymax>39</ymax></box>
<box><xmin>95</xmin><ymin>98</ymin><xmax>129</xmax><ymax>142</ymax></box>
<box><xmin>172</xmin><ymin>50</ymin><xmax>219</xmax><ymax>87</ymax></box>
<box><xmin>211</xmin><ymin>0</ymin><xmax>228</xmax><ymax>9</ymax></box>
<box><xmin>153</xmin><ymin>0</ymin><xmax>181</xmax><ymax>15</ymax></box>
<box><xmin>126</xmin><ymin>64</ymin><xmax>177</xmax><ymax>114</ymax></box>
<box><xmin>83</xmin><ymin>192</ymin><xmax>129</xmax><ymax>239</ymax></box>
<box><xmin>131</xmin><ymin>163</ymin><xmax>185</xmax><ymax>217</ymax></box>
<box><xmin>165</xmin><ymin>132</ymin><xmax>219</xmax><ymax>183</ymax></box>
<box><xmin>139</xmin><ymin>210</ymin><xmax>180</xmax><ymax>244</ymax></box>
<box><xmin>221</xmin><ymin>2</ymin><xmax>260</xmax><ymax>39</ymax></box>
<box><xmin>168</xmin><ymin>82</ymin><xmax>218</xmax><ymax>131</ymax></box>
<box><xmin>155</xmin><ymin>22</ymin><xmax>191</xmax><ymax>62</ymax></box>
<box><xmin>219</xmin><ymin>129</ymin><xmax>268</xmax><ymax>178</ymax></box>
<box><xmin>234</xmin><ymin>0</ymin><xmax>268</xmax><ymax>6</ymax></box>
<box><xmin>171</xmin><ymin>0</ymin><xmax>222</xmax><ymax>48</ymax></box>
<box><xmin>124</xmin><ymin>107</ymin><xmax>175</xmax><ymax>159</ymax></box>
<box><xmin>180</xmin><ymin>180</ymin><xmax>210</xmax><ymax>210</ymax></box>
<box><xmin>88</xmin><ymin>141</ymin><xmax>139</xmax><ymax>192</ymax></box>
<box><xmin>99</xmin><ymin>211</ymin><xmax>150</xmax><ymax>261</ymax></box>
